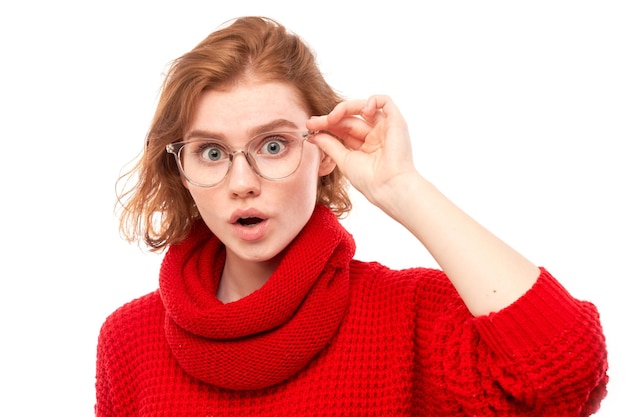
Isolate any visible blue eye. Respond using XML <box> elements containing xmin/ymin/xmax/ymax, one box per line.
<box><xmin>256</xmin><ymin>134</ymin><xmax>294</xmax><ymax>156</ymax></box>
<box><xmin>203</xmin><ymin>147</ymin><xmax>222</xmax><ymax>161</ymax></box>
<box><xmin>196</xmin><ymin>143</ymin><xmax>227</xmax><ymax>162</ymax></box>
<box><xmin>263</xmin><ymin>140</ymin><xmax>285</xmax><ymax>155</ymax></box>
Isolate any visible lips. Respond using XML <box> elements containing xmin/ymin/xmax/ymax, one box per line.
<box><xmin>238</xmin><ymin>216</ymin><xmax>263</xmax><ymax>226</ymax></box>
<box><xmin>229</xmin><ymin>208</ymin><xmax>268</xmax><ymax>224</ymax></box>
<box><xmin>229</xmin><ymin>209</ymin><xmax>269</xmax><ymax>241</ymax></box>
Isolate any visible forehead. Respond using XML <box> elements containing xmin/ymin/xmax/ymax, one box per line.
<box><xmin>188</xmin><ymin>80</ymin><xmax>310</xmax><ymax>140</ymax></box>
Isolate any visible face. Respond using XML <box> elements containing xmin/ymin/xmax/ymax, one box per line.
<box><xmin>182</xmin><ymin>80</ymin><xmax>335</xmax><ymax>270</ymax></box>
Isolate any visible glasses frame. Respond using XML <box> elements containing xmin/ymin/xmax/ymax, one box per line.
<box><xmin>165</xmin><ymin>130</ymin><xmax>320</xmax><ymax>187</ymax></box>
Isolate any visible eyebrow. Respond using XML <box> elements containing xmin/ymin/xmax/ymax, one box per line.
<box><xmin>185</xmin><ymin>119</ymin><xmax>301</xmax><ymax>141</ymax></box>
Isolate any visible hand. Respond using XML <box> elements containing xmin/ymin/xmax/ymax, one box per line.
<box><xmin>306</xmin><ymin>95</ymin><xmax>418</xmax><ymax>208</ymax></box>
<box><xmin>310</xmin><ymin>96</ymin><xmax>540</xmax><ymax>317</ymax></box>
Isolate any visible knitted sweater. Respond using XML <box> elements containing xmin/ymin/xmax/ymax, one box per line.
<box><xmin>95</xmin><ymin>206</ymin><xmax>608</xmax><ymax>416</ymax></box>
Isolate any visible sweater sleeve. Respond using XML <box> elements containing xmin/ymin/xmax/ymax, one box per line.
<box><xmin>413</xmin><ymin>267</ymin><xmax>608</xmax><ymax>416</ymax></box>
<box><xmin>95</xmin><ymin>319</ymin><xmax>116</xmax><ymax>417</ymax></box>
<box><xmin>95</xmin><ymin>291</ymin><xmax>161</xmax><ymax>416</ymax></box>
<box><xmin>473</xmin><ymin>268</ymin><xmax>608</xmax><ymax>415</ymax></box>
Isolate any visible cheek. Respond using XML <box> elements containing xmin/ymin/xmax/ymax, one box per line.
<box><xmin>272</xmin><ymin>161</ymin><xmax>320</xmax><ymax>214</ymax></box>
<box><xmin>186</xmin><ymin>188</ymin><xmax>218</xmax><ymax>216</ymax></box>
<box><xmin>296</xmin><ymin>154</ymin><xmax>323</xmax><ymax>194</ymax></box>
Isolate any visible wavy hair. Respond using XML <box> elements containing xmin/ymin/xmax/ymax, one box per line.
<box><xmin>116</xmin><ymin>16</ymin><xmax>351</xmax><ymax>251</ymax></box>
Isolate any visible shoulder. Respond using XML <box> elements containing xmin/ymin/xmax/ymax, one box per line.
<box><xmin>98</xmin><ymin>290</ymin><xmax>164</xmax><ymax>345</ymax></box>
<box><xmin>350</xmin><ymin>260</ymin><xmax>456</xmax><ymax>292</ymax></box>
<box><xmin>348</xmin><ymin>260</ymin><xmax>463</xmax><ymax>309</ymax></box>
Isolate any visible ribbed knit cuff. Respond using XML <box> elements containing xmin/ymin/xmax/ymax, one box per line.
<box><xmin>473</xmin><ymin>268</ymin><xmax>583</xmax><ymax>360</ymax></box>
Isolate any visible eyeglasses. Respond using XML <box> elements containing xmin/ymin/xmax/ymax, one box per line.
<box><xmin>166</xmin><ymin>130</ymin><xmax>319</xmax><ymax>187</ymax></box>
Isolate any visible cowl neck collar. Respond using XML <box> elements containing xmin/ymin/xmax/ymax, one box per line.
<box><xmin>159</xmin><ymin>205</ymin><xmax>355</xmax><ymax>390</ymax></box>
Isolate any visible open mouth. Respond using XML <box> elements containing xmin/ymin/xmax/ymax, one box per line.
<box><xmin>237</xmin><ymin>217</ymin><xmax>263</xmax><ymax>226</ymax></box>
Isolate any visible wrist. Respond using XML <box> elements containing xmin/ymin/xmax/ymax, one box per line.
<box><xmin>371</xmin><ymin>170</ymin><xmax>430</xmax><ymax>223</ymax></box>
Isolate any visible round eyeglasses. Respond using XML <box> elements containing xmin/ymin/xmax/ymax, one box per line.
<box><xmin>165</xmin><ymin>130</ymin><xmax>319</xmax><ymax>187</ymax></box>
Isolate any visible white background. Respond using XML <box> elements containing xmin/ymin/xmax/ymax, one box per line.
<box><xmin>0</xmin><ymin>1</ymin><xmax>623</xmax><ymax>415</ymax></box>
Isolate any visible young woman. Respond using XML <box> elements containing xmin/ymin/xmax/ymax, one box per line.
<box><xmin>96</xmin><ymin>16</ymin><xmax>608</xmax><ymax>416</ymax></box>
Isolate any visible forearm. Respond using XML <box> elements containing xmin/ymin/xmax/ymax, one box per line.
<box><xmin>307</xmin><ymin>96</ymin><xmax>540</xmax><ymax>315</ymax></box>
<box><xmin>376</xmin><ymin>171</ymin><xmax>539</xmax><ymax>316</ymax></box>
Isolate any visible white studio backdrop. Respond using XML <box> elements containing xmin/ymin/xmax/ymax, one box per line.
<box><xmin>0</xmin><ymin>1</ymin><xmax>623</xmax><ymax>415</ymax></box>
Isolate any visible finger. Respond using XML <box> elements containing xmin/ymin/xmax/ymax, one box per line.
<box><xmin>335</xmin><ymin>96</ymin><xmax>395</xmax><ymax>127</ymax></box>
<box><xmin>360</xmin><ymin>96</ymin><xmax>386</xmax><ymax>122</ymax></box>
<box><xmin>363</xmin><ymin>95</ymin><xmax>401</xmax><ymax>121</ymax></box>
<box><xmin>307</xmin><ymin>115</ymin><xmax>373</xmax><ymax>145</ymax></box>
<box><xmin>307</xmin><ymin>131</ymin><xmax>351</xmax><ymax>172</ymax></box>
<box><xmin>306</xmin><ymin>114</ymin><xmax>331</xmax><ymax>130</ymax></box>
<box><xmin>326</xmin><ymin>99</ymin><xmax>369</xmax><ymax>124</ymax></box>
<box><xmin>309</xmin><ymin>98</ymin><xmax>381</xmax><ymax>131</ymax></box>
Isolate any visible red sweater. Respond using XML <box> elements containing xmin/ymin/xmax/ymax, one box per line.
<box><xmin>95</xmin><ymin>206</ymin><xmax>608</xmax><ymax>416</ymax></box>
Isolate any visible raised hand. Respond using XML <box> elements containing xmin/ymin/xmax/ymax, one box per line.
<box><xmin>306</xmin><ymin>95</ymin><xmax>418</xmax><ymax>209</ymax></box>
<box><xmin>309</xmin><ymin>95</ymin><xmax>539</xmax><ymax>316</ymax></box>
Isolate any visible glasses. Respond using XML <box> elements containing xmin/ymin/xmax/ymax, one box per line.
<box><xmin>166</xmin><ymin>130</ymin><xmax>319</xmax><ymax>187</ymax></box>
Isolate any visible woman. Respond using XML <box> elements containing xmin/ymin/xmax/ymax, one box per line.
<box><xmin>96</xmin><ymin>16</ymin><xmax>608</xmax><ymax>416</ymax></box>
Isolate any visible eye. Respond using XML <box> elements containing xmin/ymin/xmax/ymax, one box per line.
<box><xmin>195</xmin><ymin>142</ymin><xmax>228</xmax><ymax>162</ymax></box>
<box><xmin>257</xmin><ymin>134</ymin><xmax>292</xmax><ymax>156</ymax></box>
<box><xmin>263</xmin><ymin>140</ymin><xmax>285</xmax><ymax>155</ymax></box>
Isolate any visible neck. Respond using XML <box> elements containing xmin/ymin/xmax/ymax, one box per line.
<box><xmin>217</xmin><ymin>252</ymin><xmax>281</xmax><ymax>303</ymax></box>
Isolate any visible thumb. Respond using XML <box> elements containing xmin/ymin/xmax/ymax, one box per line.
<box><xmin>309</xmin><ymin>131</ymin><xmax>350</xmax><ymax>172</ymax></box>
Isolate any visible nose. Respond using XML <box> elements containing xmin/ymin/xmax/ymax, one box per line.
<box><xmin>227</xmin><ymin>151</ymin><xmax>261</xmax><ymax>197</ymax></box>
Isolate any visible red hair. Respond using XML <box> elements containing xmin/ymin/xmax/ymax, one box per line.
<box><xmin>116</xmin><ymin>17</ymin><xmax>351</xmax><ymax>250</ymax></box>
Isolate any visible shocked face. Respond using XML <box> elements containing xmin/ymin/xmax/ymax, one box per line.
<box><xmin>181</xmin><ymin>80</ymin><xmax>335</xmax><ymax>268</ymax></box>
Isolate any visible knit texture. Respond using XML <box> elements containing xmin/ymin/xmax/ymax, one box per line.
<box><xmin>160</xmin><ymin>206</ymin><xmax>354</xmax><ymax>390</ymax></box>
<box><xmin>96</xmin><ymin>206</ymin><xmax>608</xmax><ymax>416</ymax></box>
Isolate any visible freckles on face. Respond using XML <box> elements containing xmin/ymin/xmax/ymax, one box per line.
<box><xmin>182</xmin><ymin>80</ymin><xmax>326</xmax><ymax>263</ymax></box>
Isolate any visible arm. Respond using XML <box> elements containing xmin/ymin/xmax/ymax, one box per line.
<box><xmin>307</xmin><ymin>95</ymin><xmax>539</xmax><ymax>316</ymax></box>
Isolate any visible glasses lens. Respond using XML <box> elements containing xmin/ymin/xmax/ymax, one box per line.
<box><xmin>248</xmin><ymin>132</ymin><xmax>304</xmax><ymax>180</ymax></box>
<box><xmin>178</xmin><ymin>141</ymin><xmax>230</xmax><ymax>187</ymax></box>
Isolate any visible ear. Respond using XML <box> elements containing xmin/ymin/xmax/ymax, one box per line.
<box><xmin>317</xmin><ymin>150</ymin><xmax>336</xmax><ymax>177</ymax></box>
